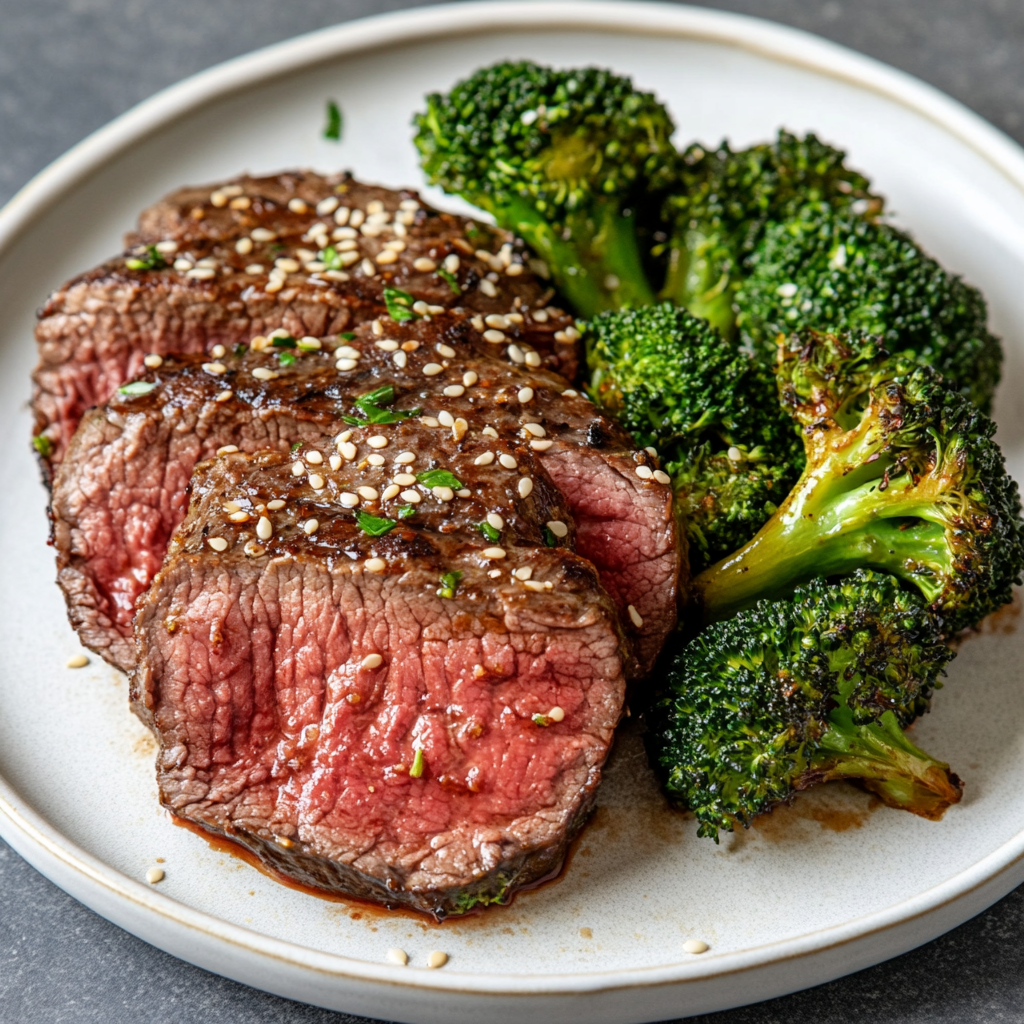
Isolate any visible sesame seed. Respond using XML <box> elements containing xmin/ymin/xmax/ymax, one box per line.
<box><xmin>339</xmin><ymin>492</ymin><xmax>359</xmax><ymax>507</ymax></box>
<box><xmin>274</xmin><ymin>257</ymin><xmax>300</xmax><ymax>273</ymax></box>
<box><xmin>265</xmin><ymin>279</ymin><xmax>284</xmax><ymax>293</ymax></box>
<box><xmin>187</xmin><ymin>267</ymin><xmax>216</xmax><ymax>280</ymax></box>
<box><xmin>368</xmin><ymin>436</ymin><xmax>388</xmax><ymax>449</ymax></box>
<box><xmin>433</xmin><ymin>486</ymin><xmax>455</xmax><ymax>501</ymax></box>
<box><xmin>365</xmin><ymin>558</ymin><xmax>387</xmax><ymax>573</ymax></box>
<box><xmin>339</xmin><ymin>441</ymin><xmax>357</xmax><ymax>461</ymax></box>
<box><xmin>217</xmin><ymin>445</ymin><xmax>239</xmax><ymax>456</ymax></box>
<box><xmin>245</xmin><ymin>263</ymin><xmax>264</xmax><ymax>275</ymax></box>
<box><xmin>438</xmin><ymin>411</ymin><xmax>455</xmax><ymax>428</ymax></box>
<box><xmin>487</xmin><ymin>569</ymin><xmax>502</xmax><ymax>579</ymax></box>
<box><xmin>365</xmin><ymin>199</ymin><xmax>386</xmax><ymax>215</ymax></box>
<box><xmin>635</xmin><ymin>465</ymin><xmax>653</xmax><ymax>480</ymax></box>
<box><xmin>627</xmin><ymin>605</ymin><xmax>644</xmax><ymax>628</ymax></box>
<box><xmin>235</xmin><ymin>236</ymin><xmax>254</xmax><ymax>256</ymax></box>
<box><xmin>292</xmin><ymin>461</ymin><xmax>305</xmax><ymax>476</ymax></box>
<box><xmin>210</xmin><ymin>191</ymin><xmax>228</xmax><ymax>207</ymax></box>
<box><xmin>173</xmin><ymin>258</ymin><xmax>193</xmax><ymax>272</ymax></box>
<box><xmin>386</xmin><ymin>948</ymin><xmax>409</xmax><ymax>966</ymax></box>
<box><xmin>309</xmin><ymin>475</ymin><xmax>326</xmax><ymax>491</ymax></box>
<box><xmin>336</xmin><ymin>358</ymin><xmax>358</xmax><ymax>371</ymax></box>
<box><xmin>423</xmin><ymin>363</ymin><xmax>443</xmax><ymax>376</ymax></box>
<box><xmin>443</xmin><ymin>253</ymin><xmax>460</xmax><ymax>273</ymax></box>
<box><xmin>336</xmin><ymin>238</ymin><xmax>358</xmax><ymax>252</ymax></box>
<box><xmin>530</xmin><ymin>439</ymin><xmax>553</xmax><ymax>451</ymax></box>
<box><xmin>244</xmin><ymin>541</ymin><xmax>264</xmax><ymax>557</ymax></box>
<box><xmin>267</xmin><ymin>499</ymin><xmax>286</xmax><ymax>510</ymax></box>
<box><xmin>474</xmin><ymin>452</ymin><xmax>495</xmax><ymax>466</ymax></box>
<box><xmin>338</xmin><ymin>429</ymin><xmax>353</xmax><ymax>442</ymax></box>
<box><xmin>255</xmin><ymin>516</ymin><xmax>272</xmax><ymax>541</ymax></box>
<box><xmin>209</xmin><ymin>344</ymin><xmax>226</xmax><ymax>358</ymax></box>
<box><xmin>66</xmin><ymin>654</ymin><xmax>90</xmax><ymax>669</ymax></box>
<box><xmin>483</xmin><ymin>329</ymin><xmax>506</xmax><ymax>344</ymax></box>
<box><xmin>334</xmin><ymin>206</ymin><xmax>351</xmax><ymax>225</ymax></box>
<box><xmin>202</xmin><ymin>362</ymin><xmax>227</xmax><ymax>375</ymax></box>
<box><xmin>400</xmin><ymin>490</ymin><xmax>421</xmax><ymax>503</ymax></box>
<box><xmin>329</xmin><ymin>455</ymin><xmax>342</xmax><ymax>471</ymax></box>
<box><xmin>298</xmin><ymin>336</ymin><xmax>322</xmax><ymax>351</ymax></box>
<box><xmin>303</xmin><ymin>519</ymin><xmax>319</xmax><ymax>535</ymax></box>
<box><xmin>546</xmin><ymin>520</ymin><xmax>568</xmax><ymax>538</ymax></box>
<box><xmin>479</xmin><ymin>279</ymin><xmax>498</xmax><ymax>298</ymax></box>
<box><xmin>208</xmin><ymin>537</ymin><xmax>229</xmax><ymax>552</ymax></box>
<box><xmin>421</xmin><ymin>417</ymin><xmax>441</xmax><ymax>428</ymax></box>
<box><xmin>517</xmin><ymin>387</ymin><xmax>534</xmax><ymax>403</ymax></box>
<box><xmin>498</xmin><ymin>454</ymin><xmax>517</xmax><ymax>470</ymax></box>
<box><xmin>507</xmin><ymin>344</ymin><xmax>525</xmax><ymax>364</ymax></box>
<box><xmin>523</xmin><ymin>580</ymin><xmax>546</xmax><ymax>592</ymax></box>
<box><xmin>376</xmin><ymin>340</ymin><xmax>399</xmax><ymax>352</ymax></box>
<box><xmin>506</xmin><ymin>263</ymin><xmax>524</xmax><ymax>276</ymax></box>
<box><xmin>653</xmin><ymin>470</ymin><xmax>671</xmax><ymax>485</ymax></box>
<box><xmin>154</xmin><ymin>240</ymin><xmax>178</xmax><ymax>254</ymax></box>
<box><xmin>317</xmin><ymin>196</ymin><xmax>340</xmax><ymax>216</ymax></box>
<box><xmin>350</xmin><ymin>209</ymin><xmax>367</xmax><ymax>228</ymax></box>
<box><xmin>443</xmin><ymin>384</ymin><xmax>465</xmax><ymax>398</ymax></box>
<box><xmin>413</xmin><ymin>257</ymin><xmax>437</xmax><ymax>272</ymax></box>
<box><xmin>393</xmin><ymin>351</ymin><xmax>408</xmax><ymax>369</ymax></box>
<box><xmin>360</xmin><ymin>258</ymin><xmax>375</xmax><ymax>276</ymax></box>
<box><xmin>393</xmin><ymin>473</ymin><xmax>416</xmax><ymax>486</ymax></box>
<box><xmin>547</xmin><ymin>706</ymin><xmax>565</xmax><ymax>722</ymax></box>
<box><xmin>396</xmin><ymin>451</ymin><xmax>416</xmax><ymax>464</ymax></box>
<box><xmin>513</xmin><ymin>566</ymin><xmax>533</xmax><ymax>581</ymax></box>
<box><xmin>482</xmin><ymin>426</ymin><xmax>499</xmax><ymax>439</ymax></box>
<box><xmin>367</xmin><ymin>453</ymin><xmax>386</xmax><ymax>466</ymax></box>
<box><xmin>482</xmin><ymin>547</ymin><xmax>506</xmax><ymax>560</ymax></box>
<box><xmin>220</xmin><ymin>184</ymin><xmax>244</xmax><ymax>198</ymax></box>
<box><xmin>412</xmin><ymin>300</ymin><xmax>430</xmax><ymax>315</ymax></box>
<box><xmin>288</xmin><ymin>198</ymin><xmax>309</xmax><ymax>214</ymax></box>
<box><xmin>385</xmin><ymin>239</ymin><xmax>406</xmax><ymax>252</ymax></box>
<box><xmin>214</xmin><ymin>389</ymin><xmax>233</xmax><ymax>403</ymax></box>
<box><xmin>361</xmin><ymin>653</ymin><xmax>383</xmax><ymax>670</ymax></box>
<box><xmin>683</xmin><ymin>940</ymin><xmax>709</xmax><ymax>955</ymax></box>
<box><xmin>452</xmin><ymin>418</ymin><xmax>468</xmax><ymax>441</ymax></box>
<box><xmin>524</xmin><ymin>351</ymin><xmax>542</xmax><ymax>368</ymax></box>
<box><xmin>376</xmin><ymin>250</ymin><xmax>398</xmax><ymax>265</ymax></box>
<box><xmin>427</xmin><ymin>951</ymin><xmax>448</xmax><ymax>970</ymax></box>
<box><xmin>461</xmin><ymin>371</ymin><xmax>479</xmax><ymax>388</ymax></box>
<box><xmin>251</xmin><ymin>227</ymin><xmax>276</xmax><ymax>242</ymax></box>
<box><xmin>358</xmin><ymin>486</ymin><xmax>379</xmax><ymax>500</ymax></box>
<box><xmin>382</xmin><ymin>484</ymin><xmax>401</xmax><ymax>500</ymax></box>
<box><xmin>146</xmin><ymin>867</ymin><xmax>166</xmax><ymax>884</ymax></box>
<box><xmin>522</xmin><ymin>422</ymin><xmax>546</xmax><ymax>437</ymax></box>
<box><xmin>143</xmin><ymin>354</ymin><xmax>163</xmax><ymax>369</ymax></box>
<box><xmin>518</xmin><ymin>478</ymin><xmax>534</xmax><ymax>498</ymax></box>
<box><xmin>252</xmin><ymin>367</ymin><xmax>277</xmax><ymax>381</ymax></box>
<box><xmin>484</xmin><ymin>314</ymin><xmax>509</xmax><ymax>329</ymax></box>
<box><xmin>228</xmin><ymin>511</ymin><xmax>249</xmax><ymax>522</ymax></box>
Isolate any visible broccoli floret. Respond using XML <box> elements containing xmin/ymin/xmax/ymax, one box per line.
<box><xmin>413</xmin><ymin>61</ymin><xmax>675</xmax><ymax>317</ymax></box>
<box><xmin>737</xmin><ymin>202</ymin><xmax>1002</xmax><ymax>411</ymax></box>
<box><xmin>585</xmin><ymin>303</ymin><xmax>803</xmax><ymax>569</ymax></box>
<box><xmin>693</xmin><ymin>330</ymin><xmax>1024</xmax><ymax>633</ymax></box>
<box><xmin>647</xmin><ymin>572</ymin><xmax>961</xmax><ymax>841</ymax></box>
<box><xmin>658</xmin><ymin>132</ymin><xmax>881</xmax><ymax>337</ymax></box>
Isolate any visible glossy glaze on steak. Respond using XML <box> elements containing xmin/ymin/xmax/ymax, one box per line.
<box><xmin>132</xmin><ymin>424</ymin><xmax>627</xmax><ymax>917</ymax></box>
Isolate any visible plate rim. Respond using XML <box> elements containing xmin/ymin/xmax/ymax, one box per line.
<box><xmin>3</xmin><ymin>0</ymin><xmax>1024</xmax><ymax>1008</ymax></box>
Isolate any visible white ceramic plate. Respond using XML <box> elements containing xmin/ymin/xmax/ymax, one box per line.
<box><xmin>3</xmin><ymin>3</ymin><xmax>1024</xmax><ymax>1021</ymax></box>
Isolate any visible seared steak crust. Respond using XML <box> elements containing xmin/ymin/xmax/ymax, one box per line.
<box><xmin>33</xmin><ymin>171</ymin><xmax>578</xmax><ymax>471</ymax></box>
<box><xmin>133</xmin><ymin>426</ymin><xmax>626</xmax><ymax>917</ymax></box>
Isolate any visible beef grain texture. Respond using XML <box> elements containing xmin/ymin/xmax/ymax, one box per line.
<box><xmin>33</xmin><ymin>170</ymin><xmax>578</xmax><ymax>473</ymax></box>
<box><xmin>52</xmin><ymin>311</ymin><xmax>678</xmax><ymax>676</ymax></box>
<box><xmin>133</xmin><ymin>423</ymin><xmax>627</xmax><ymax>917</ymax></box>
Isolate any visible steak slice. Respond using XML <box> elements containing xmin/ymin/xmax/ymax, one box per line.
<box><xmin>132</xmin><ymin>424</ymin><xmax>626</xmax><ymax>918</ymax></box>
<box><xmin>33</xmin><ymin>170</ymin><xmax>578</xmax><ymax>472</ymax></box>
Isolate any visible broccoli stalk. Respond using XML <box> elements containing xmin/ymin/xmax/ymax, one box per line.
<box><xmin>692</xmin><ymin>330</ymin><xmax>1024</xmax><ymax>633</ymax></box>
<box><xmin>647</xmin><ymin>572</ymin><xmax>961</xmax><ymax>840</ymax></box>
<box><xmin>658</xmin><ymin>132</ymin><xmax>882</xmax><ymax>337</ymax></box>
<box><xmin>585</xmin><ymin>303</ymin><xmax>803</xmax><ymax>569</ymax></box>
<box><xmin>414</xmin><ymin>61</ymin><xmax>675</xmax><ymax>317</ymax></box>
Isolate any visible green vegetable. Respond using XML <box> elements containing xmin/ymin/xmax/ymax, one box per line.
<box><xmin>396</xmin><ymin>505</ymin><xmax>416</xmax><ymax>520</ymax></box>
<box><xmin>271</xmin><ymin>335</ymin><xmax>297</xmax><ymax>348</ymax></box>
<box><xmin>437</xmin><ymin>570</ymin><xmax>463</xmax><ymax>599</ymax></box>
<box><xmin>124</xmin><ymin>245</ymin><xmax>167</xmax><ymax>271</ymax></box>
<box><xmin>737</xmin><ymin>202</ymin><xmax>1002</xmax><ymax>411</ymax></box>
<box><xmin>384</xmin><ymin>287</ymin><xmax>420</xmax><ymax>323</ymax></box>
<box><xmin>117</xmin><ymin>381</ymin><xmax>157</xmax><ymax>397</ymax></box>
<box><xmin>32</xmin><ymin>435</ymin><xmax>53</xmax><ymax>458</ymax></box>
<box><xmin>417</xmin><ymin>469</ymin><xmax>463</xmax><ymax>490</ymax></box>
<box><xmin>355</xmin><ymin>511</ymin><xmax>398</xmax><ymax>537</ymax></box>
<box><xmin>542</xmin><ymin>526</ymin><xmax>558</xmax><ymax>548</ymax></box>
<box><xmin>414</xmin><ymin>60</ymin><xmax>676</xmax><ymax>316</ymax></box>
<box><xmin>437</xmin><ymin>267</ymin><xmax>461</xmax><ymax>294</ymax></box>
<box><xmin>647</xmin><ymin>572</ymin><xmax>962</xmax><ymax>841</ymax></box>
<box><xmin>290</xmin><ymin>442</ymin><xmax>303</xmax><ymax>452</ymax></box>
<box><xmin>409</xmin><ymin>748</ymin><xmax>425</xmax><ymax>778</ymax></box>
<box><xmin>692</xmin><ymin>329</ymin><xmax>1024</xmax><ymax>633</ymax></box>
<box><xmin>342</xmin><ymin>385</ymin><xmax>420</xmax><ymax>426</ymax></box>
<box><xmin>323</xmin><ymin>99</ymin><xmax>343</xmax><ymax>141</ymax></box>
<box><xmin>532</xmin><ymin>713</ymin><xmax>550</xmax><ymax>726</ymax></box>
<box><xmin>318</xmin><ymin>246</ymin><xmax>347</xmax><ymax>271</ymax></box>
<box><xmin>658</xmin><ymin>132</ymin><xmax>881</xmax><ymax>337</ymax></box>
<box><xmin>278</xmin><ymin>352</ymin><xmax>296</xmax><ymax>367</ymax></box>
<box><xmin>234</xmin><ymin>343</ymin><xmax>247</xmax><ymax>356</ymax></box>
<box><xmin>477</xmin><ymin>521</ymin><xmax>501</xmax><ymax>543</ymax></box>
<box><xmin>586</xmin><ymin>303</ymin><xmax>803</xmax><ymax>569</ymax></box>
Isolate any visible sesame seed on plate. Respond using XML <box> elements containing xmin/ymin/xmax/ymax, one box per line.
<box><xmin>393</xmin><ymin>473</ymin><xmax>416</xmax><ymax>486</ymax></box>
<box><xmin>462</xmin><ymin>371</ymin><xmax>478</xmax><ymax>387</ymax></box>
<box><xmin>252</xmin><ymin>367</ymin><xmax>277</xmax><ymax>381</ymax></box>
<box><xmin>143</xmin><ymin>354</ymin><xmax>163</xmax><ymax>369</ymax></box>
<box><xmin>274</xmin><ymin>257</ymin><xmax>300</xmax><ymax>273</ymax></box>
<box><xmin>382</xmin><ymin>484</ymin><xmax>401</xmax><ymax>500</ymax></box>
<box><xmin>187</xmin><ymin>267</ymin><xmax>216</xmax><ymax>280</ymax></box>
<box><xmin>473</xmin><ymin>451</ymin><xmax>495</xmax><ymax>466</ymax></box>
<box><xmin>386</xmin><ymin>948</ymin><xmax>409</xmax><ymax>966</ymax></box>
<box><xmin>627</xmin><ymin>605</ymin><xmax>644</xmax><ymax>628</ymax></box>
<box><xmin>361</xmin><ymin>653</ymin><xmax>384</xmax><ymax>669</ymax></box>
<box><xmin>317</xmin><ymin>196</ymin><xmax>340</xmax><ymax>216</ymax></box>
<box><xmin>256</xmin><ymin>517</ymin><xmax>273</xmax><ymax>540</ymax></box>
<box><xmin>436</xmin><ymin>343</ymin><xmax>456</xmax><ymax>358</ymax></box>
<box><xmin>303</xmin><ymin>519</ymin><xmax>319</xmax><ymax>535</ymax></box>
<box><xmin>336</xmin><ymin>359</ymin><xmax>358</xmax><ymax>371</ymax></box>
<box><xmin>291</xmin><ymin>461</ymin><xmax>305</xmax><ymax>476</ymax></box>
<box><xmin>155</xmin><ymin>240</ymin><xmax>178</xmax><ymax>254</ymax></box>
<box><xmin>443</xmin><ymin>253</ymin><xmax>460</xmax><ymax>273</ymax></box>
<box><xmin>507</xmin><ymin>344</ymin><xmax>525</xmax><ymax>364</ymax></box>
<box><xmin>530</xmin><ymin>439</ymin><xmax>553</xmax><ymax>451</ymax></box>
<box><xmin>66</xmin><ymin>654</ymin><xmax>90</xmax><ymax>668</ymax></box>
<box><xmin>482</xmin><ymin>426</ymin><xmax>499</xmax><ymax>439</ymax></box>
<box><xmin>211</xmin><ymin>344</ymin><xmax>226</xmax><ymax>358</ymax></box>
<box><xmin>401</xmin><ymin>490</ymin><xmax>421</xmax><ymax>503</ymax></box>
<box><xmin>427</xmin><ymin>951</ymin><xmax>449</xmax><ymax>969</ymax></box>
<box><xmin>395</xmin><ymin>451</ymin><xmax>416</xmax><ymax>464</ymax></box>
<box><xmin>683</xmin><ymin>940</ymin><xmax>710</xmax><ymax>955</ymax></box>
<box><xmin>367</xmin><ymin>453</ymin><xmax>386</xmax><ymax>466</ymax></box>
<box><xmin>235</xmin><ymin>237</ymin><xmax>254</xmax><ymax>255</ymax></box>
<box><xmin>309</xmin><ymin>475</ymin><xmax>326</xmax><ymax>491</ymax></box>
<box><xmin>335</xmin><ymin>345</ymin><xmax>360</xmax><ymax>359</ymax></box>
<box><xmin>518</xmin><ymin>478</ymin><xmax>534</xmax><ymax>498</ymax></box>
<box><xmin>479</xmin><ymin>279</ymin><xmax>498</xmax><ymax>298</ymax></box>
<box><xmin>517</xmin><ymin>387</ymin><xmax>534</xmax><ymax>403</ymax></box>
<box><xmin>498</xmin><ymin>454</ymin><xmax>517</xmax><ymax>470</ymax></box>
<box><xmin>288</xmin><ymin>198</ymin><xmax>309</xmax><ymax>214</ymax></box>
<box><xmin>654</xmin><ymin>470</ymin><xmax>671</xmax><ymax>485</ymax></box>
<box><xmin>438</xmin><ymin>411</ymin><xmax>455</xmax><ymax>427</ymax></box>
<box><xmin>146</xmin><ymin>867</ymin><xmax>166</xmax><ymax>884</ymax></box>
<box><xmin>413</xmin><ymin>257</ymin><xmax>437</xmax><ymax>272</ymax></box>
<box><xmin>339</xmin><ymin>441</ymin><xmax>357</xmax><ymax>461</ymax></box>
<box><xmin>547</xmin><ymin>706</ymin><xmax>566</xmax><ymax>722</ymax></box>
<box><xmin>513</xmin><ymin>566</ymin><xmax>533</xmax><ymax>581</ymax></box>
<box><xmin>443</xmin><ymin>385</ymin><xmax>465</xmax><ymax>398</ymax></box>
<box><xmin>423</xmin><ymin>363</ymin><xmax>443</xmax><ymax>376</ymax></box>
<box><xmin>358</xmin><ymin>486</ymin><xmax>379</xmax><ymax>500</ymax></box>
<box><xmin>393</xmin><ymin>351</ymin><xmax>408</xmax><ymax>369</ymax></box>
<box><xmin>340</xmin><ymin>492</ymin><xmax>359</xmax><ymax>507</ymax></box>
<box><xmin>334</xmin><ymin>206</ymin><xmax>351</xmax><ymax>225</ymax></box>
<box><xmin>202</xmin><ymin>362</ymin><xmax>227</xmax><ymax>375</ymax></box>
<box><xmin>376</xmin><ymin>250</ymin><xmax>398</xmax><ymax>265</ymax></box>
<box><xmin>360</xmin><ymin>258</ymin><xmax>375</xmax><ymax>276</ymax></box>
<box><xmin>251</xmin><ymin>227</ymin><xmax>276</xmax><ymax>242</ymax></box>
<box><xmin>365</xmin><ymin>558</ymin><xmax>387</xmax><ymax>573</ymax></box>
<box><xmin>245</xmin><ymin>263</ymin><xmax>264</xmax><ymax>275</ymax></box>
<box><xmin>208</xmin><ymin>537</ymin><xmax>229</xmax><ymax>552</ymax></box>
<box><xmin>523</xmin><ymin>580</ymin><xmax>547</xmax><ymax>592</ymax></box>
<box><xmin>635</xmin><ymin>465</ymin><xmax>653</xmax><ymax>480</ymax></box>
<box><xmin>228</xmin><ymin>511</ymin><xmax>249</xmax><ymax>522</ymax></box>
<box><xmin>217</xmin><ymin>445</ymin><xmax>239</xmax><ymax>456</ymax></box>
<box><xmin>368</xmin><ymin>436</ymin><xmax>388</xmax><ymax>449</ymax></box>
<box><xmin>267</xmin><ymin>499</ymin><xmax>286</xmax><ymax>510</ymax></box>
<box><xmin>482</xmin><ymin>547</ymin><xmax>506</xmax><ymax>560</ymax></box>
<box><xmin>329</xmin><ymin>455</ymin><xmax>342</xmax><ymax>471</ymax></box>
<box><xmin>483</xmin><ymin>329</ymin><xmax>505</xmax><ymax>344</ymax></box>
<box><xmin>546</xmin><ymin>520</ymin><xmax>568</xmax><ymax>538</ymax></box>
<box><xmin>376</xmin><ymin>340</ymin><xmax>399</xmax><ymax>352</ymax></box>
<box><xmin>522</xmin><ymin>423</ymin><xmax>546</xmax><ymax>437</ymax></box>
<box><xmin>215</xmin><ymin>389</ymin><xmax>233</xmax><ymax>403</ymax></box>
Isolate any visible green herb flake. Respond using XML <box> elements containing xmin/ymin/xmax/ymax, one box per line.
<box><xmin>278</xmin><ymin>351</ymin><xmax>297</xmax><ymax>367</ymax></box>
<box><xmin>124</xmin><ymin>245</ymin><xmax>167</xmax><ymax>272</ymax></box>
<box><xmin>542</xmin><ymin>526</ymin><xmax>558</xmax><ymax>548</ymax></box>
<box><xmin>417</xmin><ymin>469</ymin><xmax>463</xmax><ymax>490</ymax></box>
<box><xmin>396</xmin><ymin>505</ymin><xmax>416</xmax><ymax>520</ymax></box>
<box><xmin>437</xmin><ymin>570</ymin><xmax>463</xmax><ymax>600</ymax></box>
<box><xmin>318</xmin><ymin>246</ymin><xmax>346</xmax><ymax>271</ymax></box>
<box><xmin>383</xmin><ymin>287</ymin><xmax>420</xmax><ymax>323</ymax></box>
<box><xmin>32</xmin><ymin>435</ymin><xmax>53</xmax><ymax>458</ymax></box>
<box><xmin>477</xmin><ymin>521</ymin><xmax>501</xmax><ymax>543</ymax></box>
<box><xmin>437</xmin><ymin>267</ymin><xmax>461</xmax><ymax>295</ymax></box>
<box><xmin>345</xmin><ymin>385</ymin><xmax>420</xmax><ymax>426</ymax></box>
<box><xmin>323</xmin><ymin>99</ymin><xmax>343</xmax><ymax>142</ymax></box>
<box><xmin>118</xmin><ymin>381</ymin><xmax>157</xmax><ymax>397</ymax></box>
<box><xmin>339</xmin><ymin>332</ymin><xmax>356</xmax><ymax>341</ymax></box>
<box><xmin>355</xmin><ymin>510</ymin><xmax>398</xmax><ymax>537</ymax></box>
<box><xmin>409</xmin><ymin>747</ymin><xmax>425</xmax><ymax>778</ymax></box>
<box><xmin>290</xmin><ymin>442</ymin><xmax>303</xmax><ymax>452</ymax></box>
<box><xmin>271</xmin><ymin>335</ymin><xmax>297</xmax><ymax>349</ymax></box>
<box><xmin>532</xmin><ymin>714</ymin><xmax>550</xmax><ymax>727</ymax></box>
<box><xmin>234</xmin><ymin>343</ymin><xmax>248</xmax><ymax>356</ymax></box>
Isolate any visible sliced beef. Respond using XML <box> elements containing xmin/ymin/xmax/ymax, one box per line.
<box><xmin>33</xmin><ymin>170</ymin><xmax>578</xmax><ymax>472</ymax></box>
<box><xmin>132</xmin><ymin>423</ymin><xmax>626</xmax><ymax>918</ymax></box>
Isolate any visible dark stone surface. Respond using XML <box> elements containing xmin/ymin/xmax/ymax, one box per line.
<box><xmin>3</xmin><ymin>1</ymin><xmax>1024</xmax><ymax>1021</ymax></box>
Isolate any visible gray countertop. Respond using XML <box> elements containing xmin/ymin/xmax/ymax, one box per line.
<box><xmin>3</xmin><ymin>1</ymin><xmax>1024</xmax><ymax>1021</ymax></box>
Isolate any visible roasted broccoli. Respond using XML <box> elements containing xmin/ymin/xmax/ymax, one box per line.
<box><xmin>413</xmin><ymin>61</ymin><xmax>675</xmax><ymax>317</ymax></box>
<box><xmin>657</xmin><ymin>132</ymin><xmax>881</xmax><ymax>337</ymax></box>
<box><xmin>585</xmin><ymin>303</ymin><xmax>803</xmax><ymax>569</ymax></box>
<box><xmin>692</xmin><ymin>330</ymin><xmax>1024</xmax><ymax>633</ymax></box>
<box><xmin>737</xmin><ymin>202</ymin><xmax>1002</xmax><ymax>410</ymax></box>
<box><xmin>647</xmin><ymin>572</ymin><xmax>962</xmax><ymax>840</ymax></box>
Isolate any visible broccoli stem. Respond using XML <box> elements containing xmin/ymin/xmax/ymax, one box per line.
<box><xmin>814</xmin><ymin>709</ymin><xmax>962</xmax><ymax>820</ymax></box>
<box><xmin>501</xmin><ymin>195</ymin><xmax>654</xmax><ymax>316</ymax></box>
<box><xmin>660</xmin><ymin>228</ymin><xmax>735</xmax><ymax>337</ymax></box>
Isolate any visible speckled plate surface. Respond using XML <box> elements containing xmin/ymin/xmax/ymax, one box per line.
<box><xmin>3</xmin><ymin>3</ymin><xmax>1024</xmax><ymax>1021</ymax></box>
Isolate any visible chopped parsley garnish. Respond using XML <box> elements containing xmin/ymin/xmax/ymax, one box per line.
<box><xmin>437</xmin><ymin>267</ymin><xmax>461</xmax><ymax>294</ymax></box>
<box><xmin>32</xmin><ymin>435</ymin><xmax>52</xmax><ymax>458</ymax></box>
<box><xmin>318</xmin><ymin>246</ymin><xmax>346</xmax><ymax>270</ymax></box>
<box><xmin>383</xmin><ymin>287</ymin><xmax>420</xmax><ymax>323</ymax></box>
<box><xmin>278</xmin><ymin>351</ymin><xmax>297</xmax><ymax>367</ymax></box>
<box><xmin>409</xmin><ymin>747</ymin><xmax>425</xmax><ymax>778</ymax></box>
<box><xmin>417</xmin><ymin>469</ymin><xmax>463</xmax><ymax>490</ymax></box>
<box><xmin>465</xmin><ymin>222</ymin><xmax>481</xmax><ymax>238</ymax></box>
<box><xmin>342</xmin><ymin>385</ymin><xmax>420</xmax><ymax>426</ymax></box>
<box><xmin>271</xmin><ymin>335</ymin><xmax>297</xmax><ymax>348</ymax></box>
<box><xmin>532</xmin><ymin>713</ymin><xmax>550</xmax><ymax>727</ymax></box>
<box><xmin>542</xmin><ymin>526</ymin><xmax>558</xmax><ymax>548</ymax></box>
<box><xmin>477</xmin><ymin>521</ymin><xmax>501</xmax><ymax>543</ymax></box>
<box><xmin>323</xmin><ymin>99</ymin><xmax>343</xmax><ymax>141</ymax></box>
<box><xmin>340</xmin><ymin>332</ymin><xmax>356</xmax><ymax>341</ymax></box>
<box><xmin>396</xmin><ymin>505</ymin><xmax>416</xmax><ymax>520</ymax></box>
<box><xmin>355</xmin><ymin>510</ymin><xmax>398</xmax><ymax>537</ymax></box>
<box><xmin>437</xmin><ymin>570</ymin><xmax>463</xmax><ymax>600</ymax></box>
<box><xmin>125</xmin><ymin>245</ymin><xmax>167</xmax><ymax>271</ymax></box>
<box><xmin>118</xmin><ymin>381</ymin><xmax>157</xmax><ymax>397</ymax></box>
<box><xmin>234</xmin><ymin>342</ymin><xmax>248</xmax><ymax>356</ymax></box>
<box><xmin>290</xmin><ymin>442</ymin><xmax>303</xmax><ymax>452</ymax></box>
